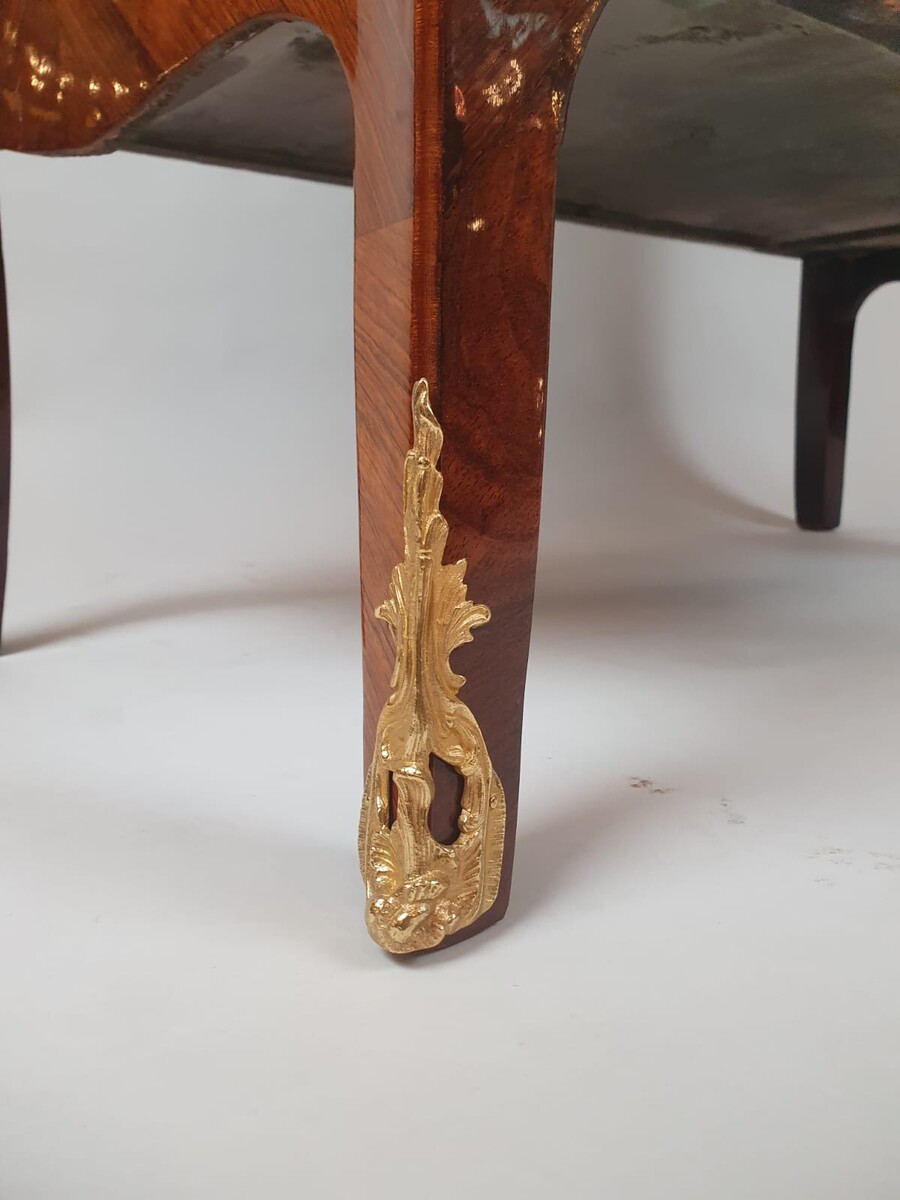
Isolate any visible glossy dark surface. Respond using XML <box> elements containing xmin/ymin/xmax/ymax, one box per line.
<box><xmin>113</xmin><ymin>0</ymin><xmax>900</xmax><ymax>254</ymax></box>
<box><xmin>7</xmin><ymin>2</ymin><xmax>900</xmax><ymax>253</ymax></box>
<box><xmin>562</xmin><ymin>0</ymin><xmax>900</xmax><ymax>252</ymax></box>
<box><xmin>781</xmin><ymin>0</ymin><xmax>900</xmax><ymax>51</ymax></box>
<box><xmin>795</xmin><ymin>252</ymin><xmax>900</xmax><ymax>531</ymax></box>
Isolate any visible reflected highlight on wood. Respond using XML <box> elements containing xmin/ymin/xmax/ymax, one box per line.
<box><xmin>0</xmin><ymin>0</ymin><xmax>604</xmax><ymax>949</ymax></box>
<box><xmin>5</xmin><ymin>0</ymin><xmax>900</xmax><ymax>951</ymax></box>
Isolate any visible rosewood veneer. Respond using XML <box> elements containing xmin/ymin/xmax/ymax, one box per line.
<box><xmin>2</xmin><ymin>0</ymin><xmax>900</xmax><ymax>952</ymax></box>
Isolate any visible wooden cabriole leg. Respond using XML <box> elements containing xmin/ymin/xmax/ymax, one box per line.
<box><xmin>0</xmin><ymin>213</ymin><xmax>10</xmax><ymax>646</ymax></box>
<box><xmin>0</xmin><ymin>0</ymin><xmax>602</xmax><ymax>953</ymax></box>
<box><xmin>795</xmin><ymin>251</ymin><xmax>900</xmax><ymax>532</ymax></box>
<box><xmin>352</xmin><ymin>0</ymin><xmax>602</xmax><ymax>953</ymax></box>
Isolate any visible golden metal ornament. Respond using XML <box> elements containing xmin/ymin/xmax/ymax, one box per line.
<box><xmin>358</xmin><ymin>379</ymin><xmax>506</xmax><ymax>954</ymax></box>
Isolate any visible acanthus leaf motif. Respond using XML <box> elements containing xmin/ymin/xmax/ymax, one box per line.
<box><xmin>358</xmin><ymin>380</ymin><xmax>506</xmax><ymax>954</ymax></box>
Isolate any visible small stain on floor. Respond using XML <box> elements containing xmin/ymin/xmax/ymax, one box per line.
<box><xmin>629</xmin><ymin>776</ymin><xmax>672</xmax><ymax>795</ymax></box>
<box><xmin>808</xmin><ymin>847</ymin><xmax>900</xmax><ymax>874</ymax></box>
<box><xmin>720</xmin><ymin>798</ymin><xmax>746</xmax><ymax>825</ymax></box>
<box><xmin>809</xmin><ymin>847</ymin><xmax>855</xmax><ymax>867</ymax></box>
<box><xmin>869</xmin><ymin>851</ymin><xmax>900</xmax><ymax>872</ymax></box>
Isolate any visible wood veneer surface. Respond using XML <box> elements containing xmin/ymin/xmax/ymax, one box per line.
<box><xmin>7</xmin><ymin>0</ymin><xmax>894</xmax><ymax>254</ymax></box>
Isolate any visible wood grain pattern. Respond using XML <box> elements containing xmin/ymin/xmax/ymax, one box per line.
<box><xmin>354</xmin><ymin>0</ymin><xmax>604</xmax><ymax>947</ymax></box>
<box><xmin>11</xmin><ymin>2</ymin><xmax>900</xmax><ymax>255</ymax></box>
<box><xmin>0</xmin><ymin>2</ymin><xmax>356</xmax><ymax>153</ymax></box>
<box><xmin>0</xmin><ymin>0</ymin><xmax>603</xmax><ymax>947</ymax></box>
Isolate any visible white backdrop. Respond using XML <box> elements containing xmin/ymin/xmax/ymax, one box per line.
<box><xmin>1</xmin><ymin>151</ymin><xmax>899</xmax><ymax>1198</ymax></box>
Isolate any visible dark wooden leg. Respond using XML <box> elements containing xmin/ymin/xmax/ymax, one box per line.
<box><xmin>795</xmin><ymin>252</ymin><xmax>900</xmax><ymax>531</ymax></box>
<box><xmin>0</xmin><ymin>213</ymin><xmax>10</xmax><ymax>644</ymax></box>
<box><xmin>795</xmin><ymin>257</ymin><xmax>858</xmax><ymax>531</ymax></box>
<box><xmin>352</xmin><ymin>1</ymin><xmax>602</xmax><ymax>953</ymax></box>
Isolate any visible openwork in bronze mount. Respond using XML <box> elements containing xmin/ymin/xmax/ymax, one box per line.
<box><xmin>358</xmin><ymin>380</ymin><xmax>506</xmax><ymax>954</ymax></box>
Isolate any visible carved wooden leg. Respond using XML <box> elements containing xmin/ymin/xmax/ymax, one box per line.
<box><xmin>351</xmin><ymin>1</ymin><xmax>601</xmax><ymax>953</ymax></box>
<box><xmin>795</xmin><ymin>252</ymin><xmax>900</xmax><ymax>531</ymax></box>
<box><xmin>0</xmin><ymin>214</ymin><xmax>10</xmax><ymax>645</ymax></box>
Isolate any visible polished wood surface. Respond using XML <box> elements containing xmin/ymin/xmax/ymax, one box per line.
<box><xmin>0</xmin><ymin>0</ymin><xmax>603</xmax><ymax>948</ymax></box>
<box><xmin>6</xmin><ymin>3</ymin><xmax>900</xmax><ymax>252</ymax></box>
<box><xmin>353</xmin><ymin>0</ymin><xmax>602</xmax><ymax>946</ymax></box>
<box><xmin>4</xmin><ymin>0</ymin><xmax>900</xmax><ymax>947</ymax></box>
<box><xmin>0</xmin><ymin>2</ymin><xmax>358</xmax><ymax>151</ymax></box>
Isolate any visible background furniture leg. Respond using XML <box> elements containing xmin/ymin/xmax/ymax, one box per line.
<box><xmin>796</xmin><ymin>251</ymin><xmax>900</xmax><ymax>531</ymax></box>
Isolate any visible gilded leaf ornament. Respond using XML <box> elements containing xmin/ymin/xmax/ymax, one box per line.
<box><xmin>358</xmin><ymin>379</ymin><xmax>506</xmax><ymax>954</ymax></box>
